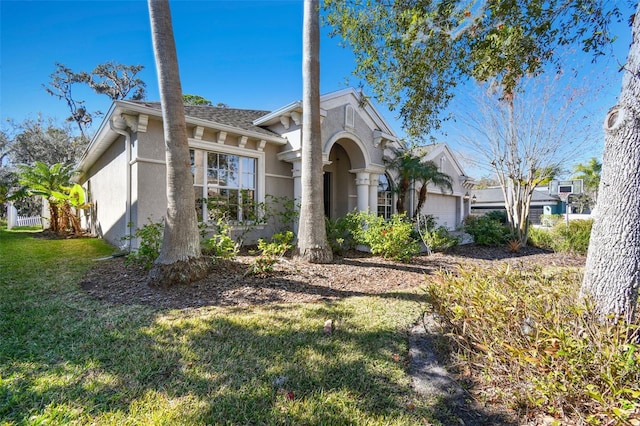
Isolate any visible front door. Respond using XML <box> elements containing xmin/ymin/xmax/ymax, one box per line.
<box><xmin>323</xmin><ymin>172</ymin><xmax>331</xmax><ymax>217</ymax></box>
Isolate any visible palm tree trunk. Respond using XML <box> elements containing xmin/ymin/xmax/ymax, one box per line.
<box><xmin>146</xmin><ymin>0</ymin><xmax>208</xmax><ymax>287</ymax></box>
<box><xmin>580</xmin><ymin>5</ymin><xmax>640</xmax><ymax>323</ymax></box>
<box><xmin>296</xmin><ymin>0</ymin><xmax>332</xmax><ymax>263</ymax></box>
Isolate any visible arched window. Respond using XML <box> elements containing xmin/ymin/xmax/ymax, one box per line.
<box><xmin>377</xmin><ymin>174</ymin><xmax>393</xmax><ymax>219</ymax></box>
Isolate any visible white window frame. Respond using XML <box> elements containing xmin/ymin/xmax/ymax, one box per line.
<box><xmin>189</xmin><ymin>140</ymin><xmax>265</xmax><ymax>224</ymax></box>
<box><xmin>377</xmin><ymin>173</ymin><xmax>393</xmax><ymax>219</ymax></box>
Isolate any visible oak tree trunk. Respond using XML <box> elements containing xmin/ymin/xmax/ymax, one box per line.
<box><xmin>147</xmin><ymin>0</ymin><xmax>208</xmax><ymax>287</ymax></box>
<box><xmin>296</xmin><ymin>0</ymin><xmax>333</xmax><ymax>263</ymax></box>
<box><xmin>581</xmin><ymin>6</ymin><xmax>640</xmax><ymax>323</ymax></box>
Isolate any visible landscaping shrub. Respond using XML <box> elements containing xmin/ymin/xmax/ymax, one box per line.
<box><xmin>204</xmin><ymin>217</ymin><xmax>238</xmax><ymax>260</ymax></box>
<box><xmin>122</xmin><ymin>218</ymin><xmax>164</xmax><ymax>269</ymax></box>
<box><xmin>359</xmin><ymin>212</ymin><xmax>420</xmax><ymax>262</ymax></box>
<box><xmin>415</xmin><ymin>215</ymin><xmax>459</xmax><ymax>253</ymax></box>
<box><xmin>485</xmin><ymin>209</ymin><xmax>508</xmax><ymax>224</ymax></box>
<box><xmin>326</xmin><ymin>211</ymin><xmax>421</xmax><ymax>261</ymax></box>
<box><xmin>249</xmin><ymin>230</ymin><xmax>294</xmax><ymax>275</ymax></box>
<box><xmin>425</xmin><ymin>265</ymin><xmax>640</xmax><ymax>424</ymax></box>
<box><xmin>325</xmin><ymin>211</ymin><xmax>362</xmax><ymax>254</ymax></box>
<box><xmin>529</xmin><ymin>219</ymin><xmax>593</xmax><ymax>255</ymax></box>
<box><xmin>463</xmin><ymin>215</ymin><xmax>510</xmax><ymax>246</ymax></box>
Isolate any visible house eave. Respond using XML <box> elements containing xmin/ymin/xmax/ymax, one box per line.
<box><xmin>74</xmin><ymin>101</ymin><xmax>288</xmax><ymax>180</ymax></box>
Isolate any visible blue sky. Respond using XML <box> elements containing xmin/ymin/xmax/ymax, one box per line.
<box><xmin>0</xmin><ymin>0</ymin><xmax>635</xmax><ymax>176</ymax></box>
<box><xmin>1</xmin><ymin>1</ymin><xmax>360</xmax><ymax>127</ymax></box>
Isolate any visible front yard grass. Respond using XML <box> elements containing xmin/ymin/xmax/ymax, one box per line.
<box><xmin>0</xmin><ymin>229</ymin><xmax>438</xmax><ymax>425</ymax></box>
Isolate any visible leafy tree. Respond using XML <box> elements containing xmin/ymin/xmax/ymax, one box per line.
<box><xmin>182</xmin><ymin>94</ymin><xmax>212</xmax><ymax>105</ymax></box>
<box><xmin>572</xmin><ymin>157</ymin><xmax>601</xmax><ymax>208</ymax></box>
<box><xmin>44</xmin><ymin>63</ymin><xmax>93</xmax><ymax>137</ymax></box>
<box><xmin>297</xmin><ymin>0</ymin><xmax>333</xmax><ymax>263</ymax></box>
<box><xmin>3</xmin><ymin>117</ymin><xmax>87</xmax><ymax>166</ymax></box>
<box><xmin>82</xmin><ymin>62</ymin><xmax>146</xmax><ymax>101</ymax></box>
<box><xmin>412</xmin><ymin>157</ymin><xmax>453</xmax><ymax>217</ymax></box>
<box><xmin>147</xmin><ymin>0</ymin><xmax>209</xmax><ymax>287</ymax></box>
<box><xmin>324</xmin><ymin>0</ymin><xmax>621</xmax><ymax>138</ymax></box>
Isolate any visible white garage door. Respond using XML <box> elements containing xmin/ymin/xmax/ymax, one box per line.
<box><xmin>422</xmin><ymin>194</ymin><xmax>457</xmax><ymax>230</ymax></box>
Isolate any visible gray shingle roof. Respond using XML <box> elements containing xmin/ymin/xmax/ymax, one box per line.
<box><xmin>129</xmin><ymin>101</ymin><xmax>279</xmax><ymax>138</ymax></box>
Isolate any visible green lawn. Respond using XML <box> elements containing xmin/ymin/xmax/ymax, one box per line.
<box><xmin>0</xmin><ymin>229</ymin><xmax>442</xmax><ymax>425</ymax></box>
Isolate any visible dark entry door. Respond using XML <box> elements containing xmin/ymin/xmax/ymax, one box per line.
<box><xmin>323</xmin><ymin>172</ymin><xmax>331</xmax><ymax>217</ymax></box>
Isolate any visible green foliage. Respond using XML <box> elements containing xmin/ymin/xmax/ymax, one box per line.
<box><xmin>122</xmin><ymin>218</ymin><xmax>164</xmax><ymax>270</ymax></box>
<box><xmin>326</xmin><ymin>211</ymin><xmax>421</xmax><ymax>261</ymax></box>
<box><xmin>529</xmin><ymin>220</ymin><xmax>593</xmax><ymax>255</ymax></box>
<box><xmin>182</xmin><ymin>94</ymin><xmax>212</xmax><ymax>105</ymax></box>
<box><xmin>264</xmin><ymin>195</ymin><xmax>299</xmax><ymax>234</ymax></box>
<box><xmin>484</xmin><ymin>210</ymin><xmax>508</xmax><ymax>225</ymax></box>
<box><xmin>16</xmin><ymin>161</ymin><xmax>88</xmax><ymax>234</ymax></box>
<box><xmin>414</xmin><ymin>214</ymin><xmax>459</xmax><ymax>253</ymax></box>
<box><xmin>360</xmin><ymin>212</ymin><xmax>420</xmax><ymax>262</ymax></box>
<box><xmin>423</xmin><ymin>226</ymin><xmax>459</xmax><ymax>253</ymax></box>
<box><xmin>250</xmin><ymin>231</ymin><xmax>294</xmax><ymax>275</ymax></box>
<box><xmin>463</xmin><ymin>215</ymin><xmax>510</xmax><ymax>246</ymax></box>
<box><xmin>204</xmin><ymin>217</ymin><xmax>238</xmax><ymax>260</ymax></box>
<box><xmin>204</xmin><ymin>195</ymin><xmax>299</xmax><ymax>247</ymax></box>
<box><xmin>425</xmin><ymin>264</ymin><xmax>640</xmax><ymax>424</ymax></box>
<box><xmin>383</xmin><ymin>147</ymin><xmax>453</xmax><ymax>215</ymax></box>
<box><xmin>325</xmin><ymin>210</ymin><xmax>362</xmax><ymax>254</ymax></box>
<box><xmin>323</xmin><ymin>0</ymin><xmax>622</xmax><ymax>137</ymax></box>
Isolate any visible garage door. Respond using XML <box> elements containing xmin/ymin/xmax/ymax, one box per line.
<box><xmin>422</xmin><ymin>194</ymin><xmax>457</xmax><ymax>230</ymax></box>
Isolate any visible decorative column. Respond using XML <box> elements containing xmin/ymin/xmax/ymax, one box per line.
<box><xmin>291</xmin><ymin>159</ymin><xmax>303</xmax><ymax>212</ymax></box>
<box><xmin>369</xmin><ymin>173</ymin><xmax>379</xmax><ymax>215</ymax></box>
<box><xmin>355</xmin><ymin>171</ymin><xmax>370</xmax><ymax>212</ymax></box>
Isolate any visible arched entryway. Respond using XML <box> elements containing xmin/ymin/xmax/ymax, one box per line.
<box><xmin>323</xmin><ymin>135</ymin><xmax>372</xmax><ymax>219</ymax></box>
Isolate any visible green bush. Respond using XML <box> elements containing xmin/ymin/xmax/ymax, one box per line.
<box><xmin>485</xmin><ymin>210</ymin><xmax>508</xmax><ymax>224</ymax></box>
<box><xmin>425</xmin><ymin>265</ymin><xmax>640</xmax><ymax>424</ymax></box>
<box><xmin>463</xmin><ymin>215</ymin><xmax>510</xmax><ymax>246</ymax></box>
<box><xmin>327</xmin><ymin>211</ymin><xmax>421</xmax><ymax>261</ymax></box>
<box><xmin>529</xmin><ymin>219</ymin><xmax>593</xmax><ymax>255</ymax></box>
<box><xmin>122</xmin><ymin>218</ymin><xmax>164</xmax><ymax>270</ymax></box>
<box><xmin>361</xmin><ymin>212</ymin><xmax>420</xmax><ymax>262</ymax></box>
<box><xmin>423</xmin><ymin>226</ymin><xmax>460</xmax><ymax>252</ymax></box>
<box><xmin>250</xmin><ymin>231</ymin><xmax>294</xmax><ymax>275</ymax></box>
<box><xmin>204</xmin><ymin>217</ymin><xmax>238</xmax><ymax>260</ymax></box>
<box><xmin>415</xmin><ymin>214</ymin><xmax>459</xmax><ymax>253</ymax></box>
<box><xmin>325</xmin><ymin>210</ymin><xmax>362</xmax><ymax>254</ymax></box>
<box><xmin>528</xmin><ymin>226</ymin><xmax>556</xmax><ymax>250</ymax></box>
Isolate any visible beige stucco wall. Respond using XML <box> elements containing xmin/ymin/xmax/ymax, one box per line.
<box><xmin>86</xmin><ymin>135</ymin><xmax>128</xmax><ymax>247</ymax></box>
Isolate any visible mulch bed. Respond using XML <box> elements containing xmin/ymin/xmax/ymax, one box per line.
<box><xmin>80</xmin><ymin>244</ymin><xmax>586</xmax><ymax>309</ymax></box>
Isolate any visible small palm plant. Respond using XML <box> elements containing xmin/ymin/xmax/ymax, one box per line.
<box><xmin>384</xmin><ymin>147</ymin><xmax>453</xmax><ymax>217</ymax></box>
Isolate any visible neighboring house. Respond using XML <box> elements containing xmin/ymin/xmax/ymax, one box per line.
<box><xmin>75</xmin><ymin>88</ymin><xmax>473</xmax><ymax>249</ymax></box>
<box><xmin>471</xmin><ymin>186</ymin><xmax>564</xmax><ymax>224</ymax></box>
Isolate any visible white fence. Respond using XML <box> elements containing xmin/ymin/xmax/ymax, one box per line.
<box><xmin>16</xmin><ymin>215</ymin><xmax>43</xmax><ymax>227</ymax></box>
<box><xmin>6</xmin><ymin>202</ymin><xmax>43</xmax><ymax>229</ymax></box>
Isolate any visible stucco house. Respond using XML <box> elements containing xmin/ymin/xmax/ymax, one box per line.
<box><xmin>75</xmin><ymin>88</ymin><xmax>474</xmax><ymax>249</ymax></box>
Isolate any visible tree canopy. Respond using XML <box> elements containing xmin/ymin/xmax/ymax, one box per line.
<box><xmin>324</xmin><ymin>0</ymin><xmax>622</xmax><ymax>138</ymax></box>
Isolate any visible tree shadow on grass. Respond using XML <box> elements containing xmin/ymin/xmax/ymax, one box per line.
<box><xmin>1</xmin><ymin>297</ymin><xmax>517</xmax><ymax>425</ymax></box>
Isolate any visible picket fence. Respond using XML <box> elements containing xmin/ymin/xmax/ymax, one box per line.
<box><xmin>16</xmin><ymin>215</ymin><xmax>43</xmax><ymax>227</ymax></box>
